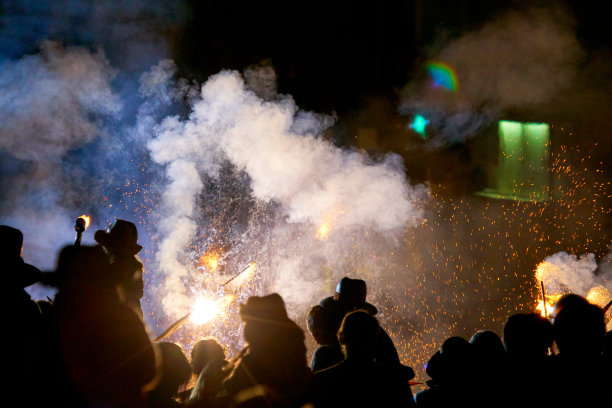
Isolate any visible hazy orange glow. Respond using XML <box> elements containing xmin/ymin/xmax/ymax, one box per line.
<box><xmin>317</xmin><ymin>222</ymin><xmax>331</xmax><ymax>240</ymax></box>
<box><xmin>79</xmin><ymin>215</ymin><xmax>91</xmax><ymax>230</ymax></box>
<box><xmin>199</xmin><ymin>252</ymin><xmax>220</xmax><ymax>271</ymax></box>
<box><xmin>535</xmin><ymin>293</ymin><xmax>563</xmax><ymax>318</ymax></box>
<box><xmin>189</xmin><ymin>294</ymin><xmax>236</xmax><ymax>325</ymax></box>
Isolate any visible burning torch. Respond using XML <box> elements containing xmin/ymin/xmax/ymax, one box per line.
<box><xmin>74</xmin><ymin>215</ymin><xmax>91</xmax><ymax>246</ymax></box>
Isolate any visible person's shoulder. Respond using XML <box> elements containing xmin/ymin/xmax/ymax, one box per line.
<box><xmin>319</xmin><ymin>296</ymin><xmax>336</xmax><ymax>308</ymax></box>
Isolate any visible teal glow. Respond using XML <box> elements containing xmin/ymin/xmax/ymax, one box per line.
<box><xmin>410</xmin><ymin>114</ymin><xmax>429</xmax><ymax>138</ymax></box>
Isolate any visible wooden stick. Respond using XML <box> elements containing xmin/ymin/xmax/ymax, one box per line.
<box><xmin>154</xmin><ymin>313</ymin><xmax>191</xmax><ymax>342</ymax></box>
<box><xmin>220</xmin><ymin>264</ymin><xmax>252</xmax><ymax>287</ymax></box>
<box><xmin>540</xmin><ymin>281</ymin><xmax>547</xmax><ymax>318</ymax></box>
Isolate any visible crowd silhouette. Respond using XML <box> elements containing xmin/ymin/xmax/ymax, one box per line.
<box><xmin>4</xmin><ymin>220</ymin><xmax>612</xmax><ymax>407</ymax></box>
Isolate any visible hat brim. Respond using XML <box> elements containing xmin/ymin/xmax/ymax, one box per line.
<box><xmin>94</xmin><ymin>230</ymin><xmax>142</xmax><ymax>254</ymax></box>
<box><xmin>21</xmin><ymin>262</ymin><xmax>42</xmax><ymax>288</ymax></box>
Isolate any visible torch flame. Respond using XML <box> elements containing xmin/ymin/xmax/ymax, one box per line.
<box><xmin>79</xmin><ymin>215</ymin><xmax>91</xmax><ymax>230</ymax></box>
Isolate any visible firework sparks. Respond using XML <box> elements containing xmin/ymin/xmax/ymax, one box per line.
<box><xmin>199</xmin><ymin>251</ymin><xmax>220</xmax><ymax>272</ymax></box>
<box><xmin>190</xmin><ymin>296</ymin><xmax>223</xmax><ymax>325</ymax></box>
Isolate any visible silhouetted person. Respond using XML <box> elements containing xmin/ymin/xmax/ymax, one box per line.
<box><xmin>552</xmin><ymin>294</ymin><xmax>610</xmax><ymax>407</ymax></box>
<box><xmin>148</xmin><ymin>342</ymin><xmax>192</xmax><ymax>408</ymax></box>
<box><xmin>53</xmin><ymin>245</ymin><xmax>157</xmax><ymax>408</ymax></box>
<box><xmin>191</xmin><ymin>338</ymin><xmax>226</xmax><ymax>379</ymax></box>
<box><xmin>223</xmin><ymin>293</ymin><xmax>313</xmax><ymax>407</ymax></box>
<box><xmin>314</xmin><ymin>311</ymin><xmax>416</xmax><ymax>407</ymax></box>
<box><xmin>502</xmin><ymin>313</ymin><xmax>556</xmax><ymax>408</ymax></box>
<box><xmin>186</xmin><ymin>359</ymin><xmax>231</xmax><ymax>408</ymax></box>
<box><xmin>1</xmin><ymin>225</ymin><xmax>43</xmax><ymax>406</ymax></box>
<box><xmin>416</xmin><ymin>336</ymin><xmax>477</xmax><ymax>408</ymax></box>
<box><xmin>317</xmin><ymin>277</ymin><xmax>410</xmax><ymax>372</ymax></box>
<box><xmin>470</xmin><ymin>330</ymin><xmax>506</xmax><ymax>408</ymax></box>
<box><xmin>182</xmin><ymin>337</ymin><xmax>228</xmax><ymax>403</ymax></box>
<box><xmin>94</xmin><ymin>219</ymin><xmax>145</xmax><ymax>318</ymax></box>
<box><xmin>307</xmin><ymin>305</ymin><xmax>343</xmax><ymax>372</ymax></box>
<box><xmin>415</xmin><ymin>351</ymin><xmax>443</xmax><ymax>407</ymax></box>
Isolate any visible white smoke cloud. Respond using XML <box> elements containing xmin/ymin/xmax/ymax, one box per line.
<box><xmin>537</xmin><ymin>248</ymin><xmax>612</xmax><ymax>329</ymax></box>
<box><xmin>537</xmin><ymin>251</ymin><xmax>600</xmax><ymax>295</ymax></box>
<box><xmin>0</xmin><ymin>41</ymin><xmax>121</xmax><ymax>162</ymax></box>
<box><xmin>149</xmin><ymin>70</ymin><xmax>428</xmax><ymax>317</ymax></box>
<box><xmin>402</xmin><ymin>5</ymin><xmax>585</xmax><ymax>146</ymax></box>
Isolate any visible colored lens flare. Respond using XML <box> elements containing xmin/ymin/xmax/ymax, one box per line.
<box><xmin>426</xmin><ymin>61</ymin><xmax>458</xmax><ymax>91</ymax></box>
<box><xmin>410</xmin><ymin>114</ymin><xmax>429</xmax><ymax>138</ymax></box>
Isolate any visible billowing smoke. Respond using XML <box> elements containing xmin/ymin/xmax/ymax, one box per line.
<box><xmin>0</xmin><ymin>42</ymin><xmax>122</xmax><ymax>282</ymax></box>
<box><xmin>401</xmin><ymin>5</ymin><xmax>585</xmax><ymax>146</ymax></box>
<box><xmin>0</xmin><ymin>41</ymin><xmax>120</xmax><ymax>162</ymax></box>
<box><xmin>537</xmin><ymin>251</ymin><xmax>600</xmax><ymax>295</ymax></box>
<box><xmin>537</xmin><ymin>247</ymin><xmax>612</xmax><ymax>323</ymax></box>
<box><xmin>149</xmin><ymin>69</ymin><xmax>428</xmax><ymax>317</ymax></box>
<box><xmin>0</xmin><ymin>0</ymin><xmax>184</xmax><ymax>281</ymax></box>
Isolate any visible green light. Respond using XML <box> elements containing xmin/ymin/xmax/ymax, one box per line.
<box><xmin>497</xmin><ymin>120</ymin><xmax>550</xmax><ymax>202</ymax></box>
<box><xmin>410</xmin><ymin>114</ymin><xmax>429</xmax><ymax>138</ymax></box>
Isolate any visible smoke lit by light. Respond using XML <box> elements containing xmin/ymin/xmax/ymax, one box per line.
<box><xmin>317</xmin><ymin>222</ymin><xmax>331</xmax><ymax>240</ymax></box>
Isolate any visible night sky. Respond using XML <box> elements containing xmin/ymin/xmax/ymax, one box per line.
<box><xmin>2</xmin><ymin>1</ymin><xmax>608</xmax><ymax>114</ymax></box>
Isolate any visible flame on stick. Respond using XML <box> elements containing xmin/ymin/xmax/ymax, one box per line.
<box><xmin>540</xmin><ymin>281</ymin><xmax>548</xmax><ymax>319</ymax></box>
<box><xmin>74</xmin><ymin>215</ymin><xmax>90</xmax><ymax>247</ymax></box>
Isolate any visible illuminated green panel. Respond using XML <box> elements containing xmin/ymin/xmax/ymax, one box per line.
<box><xmin>523</xmin><ymin>123</ymin><xmax>550</xmax><ymax>201</ymax></box>
<box><xmin>478</xmin><ymin>120</ymin><xmax>550</xmax><ymax>202</ymax></box>
<box><xmin>498</xmin><ymin>121</ymin><xmax>523</xmax><ymax>197</ymax></box>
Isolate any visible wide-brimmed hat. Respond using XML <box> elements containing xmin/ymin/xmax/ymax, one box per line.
<box><xmin>239</xmin><ymin>293</ymin><xmax>289</xmax><ymax>323</ymax></box>
<box><xmin>94</xmin><ymin>219</ymin><xmax>142</xmax><ymax>255</ymax></box>
<box><xmin>1</xmin><ymin>225</ymin><xmax>42</xmax><ymax>288</ymax></box>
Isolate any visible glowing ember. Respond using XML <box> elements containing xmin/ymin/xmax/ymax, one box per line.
<box><xmin>79</xmin><ymin>215</ymin><xmax>91</xmax><ymax>230</ymax></box>
<box><xmin>190</xmin><ymin>297</ymin><xmax>222</xmax><ymax>325</ymax></box>
<box><xmin>199</xmin><ymin>252</ymin><xmax>219</xmax><ymax>272</ymax></box>
<box><xmin>317</xmin><ymin>222</ymin><xmax>332</xmax><ymax>240</ymax></box>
